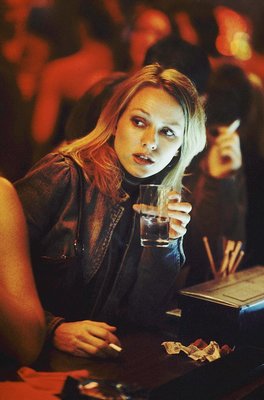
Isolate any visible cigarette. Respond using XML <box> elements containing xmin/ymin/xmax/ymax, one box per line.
<box><xmin>109</xmin><ymin>343</ymin><xmax>122</xmax><ymax>352</ymax></box>
<box><xmin>227</xmin><ymin>119</ymin><xmax>240</xmax><ymax>134</ymax></box>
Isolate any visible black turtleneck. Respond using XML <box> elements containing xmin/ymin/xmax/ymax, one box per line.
<box><xmin>120</xmin><ymin>157</ymin><xmax>177</xmax><ymax>193</ymax></box>
<box><xmin>88</xmin><ymin>162</ymin><xmax>177</xmax><ymax>319</ymax></box>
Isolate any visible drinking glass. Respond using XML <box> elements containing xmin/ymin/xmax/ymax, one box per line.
<box><xmin>139</xmin><ymin>184</ymin><xmax>170</xmax><ymax>247</ymax></box>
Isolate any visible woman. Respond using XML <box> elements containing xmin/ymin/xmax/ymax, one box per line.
<box><xmin>15</xmin><ymin>64</ymin><xmax>206</xmax><ymax>358</ymax></box>
<box><xmin>0</xmin><ymin>178</ymin><xmax>45</xmax><ymax>364</ymax></box>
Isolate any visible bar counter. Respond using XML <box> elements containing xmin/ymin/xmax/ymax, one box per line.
<box><xmin>1</xmin><ymin>324</ymin><xmax>264</xmax><ymax>399</ymax></box>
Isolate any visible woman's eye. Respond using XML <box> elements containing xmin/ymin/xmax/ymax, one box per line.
<box><xmin>131</xmin><ymin>117</ymin><xmax>145</xmax><ymax>127</ymax></box>
<box><xmin>160</xmin><ymin>127</ymin><xmax>175</xmax><ymax>137</ymax></box>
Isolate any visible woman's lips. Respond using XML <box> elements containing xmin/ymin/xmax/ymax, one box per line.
<box><xmin>133</xmin><ymin>153</ymin><xmax>155</xmax><ymax>165</ymax></box>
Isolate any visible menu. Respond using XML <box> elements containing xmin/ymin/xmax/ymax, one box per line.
<box><xmin>178</xmin><ymin>266</ymin><xmax>264</xmax><ymax>346</ymax></box>
<box><xmin>179</xmin><ymin>266</ymin><xmax>264</xmax><ymax>308</ymax></box>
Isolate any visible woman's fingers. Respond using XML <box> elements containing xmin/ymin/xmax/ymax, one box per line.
<box><xmin>79</xmin><ymin>322</ymin><xmax>121</xmax><ymax>358</ymax></box>
<box><xmin>53</xmin><ymin>320</ymin><xmax>121</xmax><ymax>358</ymax></box>
<box><xmin>168</xmin><ymin>200</ymin><xmax>192</xmax><ymax>239</ymax></box>
<box><xmin>133</xmin><ymin>192</ymin><xmax>192</xmax><ymax>239</ymax></box>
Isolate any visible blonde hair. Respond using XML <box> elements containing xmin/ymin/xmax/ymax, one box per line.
<box><xmin>61</xmin><ymin>64</ymin><xmax>206</xmax><ymax>200</ymax></box>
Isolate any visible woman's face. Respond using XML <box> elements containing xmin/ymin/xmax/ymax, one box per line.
<box><xmin>114</xmin><ymin>86</ymin><xmax>185</xmax><ymax>178</ymax></box>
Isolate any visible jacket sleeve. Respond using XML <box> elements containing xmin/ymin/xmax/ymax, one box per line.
<box><xmin>14</xmin><ymin>152</ymin><xmax>79</xmax><ymax>243</ymax></box>
<box><xmin>14</xmin><ymin>152</ymin><xmax>78</xmax><ymax>338</ymax></box>
<box><xmin>121</xmin><ymin>237</ymin><xmax>185</xmax><ymax>328</ymax></box>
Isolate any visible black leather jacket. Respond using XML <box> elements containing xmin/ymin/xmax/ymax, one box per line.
<box><xmin>15</xmin><ymin>152</ymin><xmax>185</xmax><ymax>333</ymax></box>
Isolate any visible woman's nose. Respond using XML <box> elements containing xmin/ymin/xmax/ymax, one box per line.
<box><xmin>141</xmin><ymin>127</ymin><xmax>158</xmax><ymax>150</ymax></box>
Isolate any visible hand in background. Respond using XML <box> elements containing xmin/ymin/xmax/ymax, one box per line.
<box><xmin>206</xmin><ymin>123</ymin><xmax>242</xmax><ymax>179</ymax></box>
<box><xmin>53</xmin><ymin>320</ymin><xmax>121</xmax><ymax>358</ymax></box>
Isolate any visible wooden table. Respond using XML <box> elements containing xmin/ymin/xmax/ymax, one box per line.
<box><xmin>2</xmin><ymin>325</ymin><xmax>264</xmax><ymax>399</ymax></box>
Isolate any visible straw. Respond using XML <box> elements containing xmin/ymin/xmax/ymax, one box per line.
<box><xmin>203</xmin><ymin>237</ymin><xmax>244</xmax><ymax>278</ymax></box>
<box><xmin>202</xmin><ymin>236</ymin><xmax>217</xmax><ymax>276</ymax></box>
<box><xmin>218</xmin><ymin>240</ymin><xmax>235</xmax><ymax>275</ymax></box>
<box><xmin>230</xmin><ymin>250</ymin><xmax>245</xmax><ymax>274</ymax></box>
<box><xmin>228</xmin><ymin>241</ymin><xmax>242</xmax><ymax>273</ymax></box>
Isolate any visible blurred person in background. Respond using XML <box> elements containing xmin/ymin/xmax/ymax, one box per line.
<box><xmin>120</xmin><ymin>3</ymin><xmax>176</xmax><ymax>74</ymax></box>
<box><xmin>65</xmin><ymin>72</ymin><xmax>128</xmax><ymax>142</ymax></box>
<box><xmin>31</xmin><ymin>0</ymin><xmax>116</xmax><ymax>162</ymax></box>
<box><xmin>0</xmin><ymin>1</ymin><xmax>33</xmax><ymax>181</ymax></box>
<box><xmin>206</xmin><ymin>64</ymin><xmax>264</xmax><ymax>269</ymax></box>
<box><xmin>1</xmin><ymin>0</ymin><xmax>51</xmax><ymax>102</ymax></box>
<box><xmin>28</xmin><ymin>0</ymin><xmax>81</xmax><ymax>61</ymax></box>
<box><xmin>168</xmin><ymin>1</ymin><xmax>220</xmax><ymax>68</ymax></box>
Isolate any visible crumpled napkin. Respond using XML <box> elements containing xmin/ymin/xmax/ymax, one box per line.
<box><xmin>162</xmin><ymin>338</ymin><xmax>233</xmax><ymax>362</ymax></box>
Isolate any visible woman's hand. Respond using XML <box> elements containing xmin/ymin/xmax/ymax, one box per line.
<box><xmin>167</xmin><ymin>192</ymin><xmax>192</xmax><ymax>239</ymax></box>
<box><xmin>53</xmin><ymin>320</ymin><xmax>121</xmax><ymax>358</ymax></box>
<box><xmin>133</xmin><ymin>191</ymin><xmax>192</xmax><ymax>240</ymax></box>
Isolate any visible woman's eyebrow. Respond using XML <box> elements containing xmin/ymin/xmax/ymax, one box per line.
<box><xmin>130</xmin><ymin>108</ymin><xmax>181</xmax><ymax>127</ymax></box>
<box><xmin>166</xmin><ymin>121</ymin><xmax>182</xmax><ymax>127</ymax></box>
<box><xmin>130</xmin><ymin>107</ymin><xmax>150</xmax><ymax>115</ymax></box>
